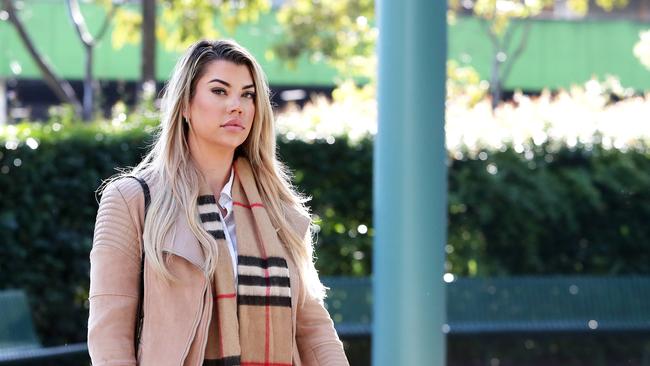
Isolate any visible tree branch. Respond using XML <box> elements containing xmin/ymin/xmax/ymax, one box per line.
<box><xmin>502</xmin><ymin>20</ymin><xmax>517</xmax><ymax>53</ymax></box>
<box><xmin>66</xmin><ymin>0</ymin><xmax>93</xmax><ymax>47</ymax></box>
<box><xmin>501</xmin><ymin>21</ymin><xmax>532</xmax><ymax>84</ymax></box>
<box><xmin>479</xmin><ymin>17</ymin><xmax>500</xmax><ymax>50</ymax></box>
<box><xmin>2</xmin><ymin>0</ymin><xmax>81</xmax><ymax>112</ymax></box>
<box><xmin>95</xmin><ymin>4</ymin><xmax>119</xmax><ymax>42</ymax></box>
<box><xmin>66</xmin><ymin>0</ymin><xmax>118</xmax><ymax>47</ymax></box>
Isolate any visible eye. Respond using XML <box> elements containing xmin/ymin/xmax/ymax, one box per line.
<box><xmin>243</xmin><ymin>91</ymin><xmax>256</xmax><ymax>99</ymax></box>
<box><xmin>211</xmin><ymin>88</ymin><xmax>226</xmax><ymax>95</ymax></box>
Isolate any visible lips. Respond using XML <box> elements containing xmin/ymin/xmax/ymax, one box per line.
<box><xmin>221</xmin><ymin>118</ymin><xmax>244</xmax><ymax>129</ymax></box>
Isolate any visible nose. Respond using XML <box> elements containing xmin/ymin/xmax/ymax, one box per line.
<box><xmin>228</xmin><ymin>96</ymin><xmax>242</xmax><ymax>114</ymax></box>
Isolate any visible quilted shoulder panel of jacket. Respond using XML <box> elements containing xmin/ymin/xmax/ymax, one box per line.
<box><xmin>88</xmin><ymin>177</ymin><xmax>148</xmax><ymax>365</ymax></box>
<box><xmin>93</xmin><ymin>177</ymin><xmax>147</xmax><ymax>263</ymax></box>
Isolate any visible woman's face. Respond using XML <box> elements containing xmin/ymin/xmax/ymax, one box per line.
<box><xmin>185</xmin><ymin>60</ymin><xmax>256</xmax><ymax>153</ymax></box>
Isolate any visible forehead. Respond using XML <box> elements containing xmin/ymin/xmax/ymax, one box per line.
<box><xmin>198</xmin><ymin>60</ymin><xmax>254</xmax><ymax>86</ymax></box>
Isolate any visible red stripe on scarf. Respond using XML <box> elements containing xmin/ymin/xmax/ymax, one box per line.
<box><xmin>216</xmin><ymin>293</ymin><xmax>236</xmax><ymax>299</ymax></box>
<box><xmin>235</xmin><ymin>159</ymin><xmax>272</xmax><ymax>364</ymax></box>
<box><xmin>233</xmin><ymin>163</ymin><xmax>264</xmax><ymax>209</ymax></box>
<box><xmin>234</xmin><ymin>202</ymin><xmax>264</xmax><ymax>209</ymax></box>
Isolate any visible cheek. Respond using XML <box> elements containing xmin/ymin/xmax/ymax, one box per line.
<box><xmin>246</xmin><ymin>102</ymin><xmax>256</xmax><ymax>120</ymax></box>
<box><xmin>194</xmin><ymin>94</ymin><xmax>220</xmax><ymax>115</ymax></box>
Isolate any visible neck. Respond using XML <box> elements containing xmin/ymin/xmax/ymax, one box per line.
<box><xmin>189</xmin><ymin>142</ymin><xmax>235</xmax><ymax>195</ymax></box>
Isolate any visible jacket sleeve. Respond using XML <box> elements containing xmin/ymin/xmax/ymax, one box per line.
<box><xmin>293</xmin><ymin>226</ymin><xmax>349</xmax><ymax>365</ymax></box>
<box><xmin>296</xmin><ymin>287</ymin><xmax>350</xmax><ymax>366</ymax></box>
<box><xmin>88</xmin><ymin>180</ymin><xmax>143</xmax><ymax>366</ymax></box>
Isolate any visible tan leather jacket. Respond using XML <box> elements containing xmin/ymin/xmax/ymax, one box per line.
<box><xmin>88</xmin><ymin>175</ymin><xmax>349</xmax><ymax>366</ymax></box>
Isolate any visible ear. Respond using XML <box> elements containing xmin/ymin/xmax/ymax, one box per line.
<box><xmin>182</xmin><ymin>105</ymin><xmax>190</xmax><ymax>121</ymax></box>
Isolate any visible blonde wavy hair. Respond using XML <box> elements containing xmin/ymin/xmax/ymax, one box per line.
<box><xmin>103</xmin><ymin>39</ymin><xmax>324</xmax><ymax>300</ymax></box>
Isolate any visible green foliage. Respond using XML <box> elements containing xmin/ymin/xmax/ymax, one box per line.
<box><xmin>450</xmin><ymin>0</ymin><xmax>629</xmax><ymax>34</ymax></box>
<box><xmin>447</xmin><ymin>60</ymin><xmax>489</xmax><ymax>107</ymax></box>
<box><xmin>594</xmin><ymin>0</ymin><xmax>630</xmax><ymax>12</ymax></box>
<box><xmin>447</xmin><ymin>140</ymin><xmax>650</xmax><ymax>276</ymax></box>
<box><xmin>111</xmin><ymin>0</ymin><xmax>271</xmax><ymax>52</ymax></box>
<box><xmin>456</xmin><ymin>0</ymin><xmax>555</xmax><ymax>36</ymax></box>
<box><xmin>280</xmin><ymin>136</ymin><xmax>374</xmax><ymax>276</ymax></box>
<box><xmin>272</xmin><ymin>0</ymin><xmax>631</xmax><ymax>80</ymax></box>
<box><xmin>273</xmin><ymin>0</ymin><xmax>375</xmax><ymax>79</ymax></box>
<box><xmin>0</xmin><ymin>113</ymin><xmax>157</xmax><ymax>345</ymax></box>
<box><xmin>3</xmin><ymin>114</ymin><xmax>650</xmax><ymax>345</ymax></box>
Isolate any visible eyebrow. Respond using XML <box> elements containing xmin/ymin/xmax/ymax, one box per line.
<box><xmin>208</xmin><ymin>78</ymin><xmax>255</xmax><ymax>89</ymax></box>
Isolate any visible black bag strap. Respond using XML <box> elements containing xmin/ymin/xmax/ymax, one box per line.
<box><xmin>126</xmin><ymin>175</ymin><xmax>151</xmax><ymax>215</ymax></box>
<box><xmin>125</xmin><ymin>175</ymin><xmax>150</xmax><ymax>356</ymax></box>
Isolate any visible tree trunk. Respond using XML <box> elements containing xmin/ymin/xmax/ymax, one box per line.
<box><xmin>2</xmin><ymin>0</ymin><xmax>82</xmax><ymax>115</ymax></box>
<box><xmin>66</xmin><ymin>0</ymin><xmax>94</xmax><ymax>121</ymax></box>
<box><xmin>489</xmin><ymin>21</ymin><xmax>532</xmax><ymax>111</ymax></box>
<box><xmin>140</xmin><ymin>0</ymin><xmax>156</xmax><ymax>100</ymax></box>
<box><xmin>490</xmin><ymin>54</ymin><xmax>503</xmax><ymax>111</ymax></box>
<box><xmin>66</xmin><ymin>0</ymin><xmax>117</xmax><ymax>121</ymax></box>
<box><xmin>0</xmin><ymin>78</ymin><xmax>7</xmax><ymax>125</ymax></box>
<box><xmin>83</xmin><ymin>44</ymin><xmax>93</xmax><ymax>121</ymax></box>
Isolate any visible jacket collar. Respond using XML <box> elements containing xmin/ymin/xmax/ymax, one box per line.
<box><xmin>159</xmin><ymin>158</ymin><xmax>238</xmax><ymax>271</ymax></box>
<box><xmin>163</xmin><ymin>209</ymin><xmax>207</xmax><ymax>270</ymax></box>
<box><xmin>156</xmin><ymin>157</ymin><xmax>310</xmax><ymax>271</ymax></box>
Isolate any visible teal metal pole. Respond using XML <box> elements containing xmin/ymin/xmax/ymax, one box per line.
<box><xmin>372</xmin><ymin>1</ymin><xmax>447</xmax><ymax>365</ymax></box>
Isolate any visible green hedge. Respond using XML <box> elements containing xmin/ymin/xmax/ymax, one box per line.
<box><xmin>447</xmin><ymin>141</ymin><xmax>650</xmax><ymax>276</ymax></box>
<box><xmin>2</xmin><ymin>116</ymin><xmax>650</xmax><ymax>345</ymax></box>
<box><xmin>0</xmin><ymin>115</ymin><xmax>156</xmax><ymax>345</ymax></box>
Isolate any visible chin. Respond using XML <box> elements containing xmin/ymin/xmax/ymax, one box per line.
<box><xmin>213</xmin><ymin>138</ymin><xmax>246</xmax><ymax>151</ymax></box>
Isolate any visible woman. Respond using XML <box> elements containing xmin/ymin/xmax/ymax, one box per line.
<box><xmin>88</xmin><ymin>39</ymin><xmax>349</xmax><ymax>366</ymax></box>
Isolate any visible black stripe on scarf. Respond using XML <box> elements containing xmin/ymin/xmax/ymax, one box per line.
<box><xmin>200</xmin><ymin>212</ymin><xmax>221</xmax><ymax>222</ymax></box>
<box><xmin>238</xmin><ymin>255</ymin><xmax>288</xmax><ymax>268</ymax></box>
<box><xmin>208</xmin><ymin>230</ymin><xmax>226</xmax><ymax>240</ymax></box>
<box><xmin>238</xmin><ymin>275</ymin><xmax>290</xmax><ymax>287</ymax></box>
<box><xmin>198</xmin><ymin>195</ymin><xmax>217</xmax><ymax>205</ymax></box>
<box><xmin>238</xmin><ymin>295</ymin><xmax>291</xmax><ymax>307</ymax></box>
<box><xmin>203</xmin><ymin>355</ymin><xmax>241</xmax><ymax>366</ymax></box>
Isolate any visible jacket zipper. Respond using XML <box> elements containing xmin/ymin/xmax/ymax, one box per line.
<box><xmin>180</xmin><ymin>277</ymin><xmax>208</xmax><ymax>365</ymax></box>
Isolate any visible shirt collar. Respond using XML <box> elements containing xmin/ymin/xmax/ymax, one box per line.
<box><xmin>218</xmin><ymin>167</ymin><xmax>235</xmax><ymax>216</ymax></box>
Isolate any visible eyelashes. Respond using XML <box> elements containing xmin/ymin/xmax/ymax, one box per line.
<box><xmin>211</xmin><ymin>88</ymin><xmax>256</xmax><ymax>99</ymax></box>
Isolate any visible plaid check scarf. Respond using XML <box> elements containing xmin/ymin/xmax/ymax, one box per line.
<box><xmin>198</xmin><ymin>157</ymin><xmax>293</xmax><ymax>366</ymax></box>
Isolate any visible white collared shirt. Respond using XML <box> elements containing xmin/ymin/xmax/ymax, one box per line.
<box><xmin>217</xmin><ymin>167</ymin><xmax>238</xmax><ymax>278</ymax></box>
